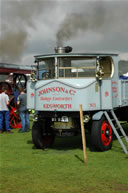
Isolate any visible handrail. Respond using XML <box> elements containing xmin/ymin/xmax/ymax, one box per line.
<box><xmin>58</xmin><ymin>66</ymin><xmax>96</xmax><ymax>70</ymax></box>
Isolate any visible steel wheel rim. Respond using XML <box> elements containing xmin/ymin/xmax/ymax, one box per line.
<box><xmin>9</xmin><ymin>97</ymin><xmax>21</xmax><ymax>129</ymax></box>
<box><xmin>101</xmin><ymin>121</ymin><xmax>112</xmax><ymax>146</ymax></box>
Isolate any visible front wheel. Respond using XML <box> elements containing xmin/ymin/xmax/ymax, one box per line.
<box><xmin>91</xmin><ymin>116</ymin><xmax>113</xmax><ymax>151</ymax></box>
<box><xmin>32</xmin><ymin>121</ymin><xmax>55</xmax><ymax>149</ymax></box>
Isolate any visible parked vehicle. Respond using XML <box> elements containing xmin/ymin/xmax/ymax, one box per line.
<box><xmin>0</xmin><ymin>63</ymin><xmax>34</xmax><ymax>129</ymax></box>
<box><xmin>27</xmin><ymin>47</ymin><xmax>128</xmax><ymax>152</ymax></box>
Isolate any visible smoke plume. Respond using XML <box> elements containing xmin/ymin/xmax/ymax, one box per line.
<box><xmin>0</xmin><ymin>0</ymin><xmax>55</xmax><ymax>63</ymax></box>
<box><xmin>56</xmin><ymin>2</ymin><xmax>105</xmax><ymax>46</ymax></box>
<box><xmin>56</xmin><ymin>1</ymin><xmax>128</xmax><ymax>48</ymax></box>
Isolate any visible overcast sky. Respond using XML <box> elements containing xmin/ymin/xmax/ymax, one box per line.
<box><xmin>0</xmin><ymin>0</ymin><xmax>128</xmax><ymax>66</ymax></box>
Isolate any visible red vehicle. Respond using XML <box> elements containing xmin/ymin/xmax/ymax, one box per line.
<box><xmin>0</xmin><ymin>63</ymin><xmax>34</xmax><ymax>129</ymax></box>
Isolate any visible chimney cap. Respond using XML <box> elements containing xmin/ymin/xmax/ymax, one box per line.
<box><xmin>55</xmin><ymin>46</ymin><xmax>72</xmax><ymax>54</ymax></box>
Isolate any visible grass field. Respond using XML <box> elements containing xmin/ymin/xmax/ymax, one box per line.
<box><xmin>0</xmin><ymin>122</ymin><xmax>128</xmax><ymax>193</ymax></box>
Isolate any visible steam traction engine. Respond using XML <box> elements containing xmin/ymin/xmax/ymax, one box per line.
<box><xmin>27</xmin><ymin>47</ymin><xmax>128</xmax><ymax>153</ymax></box>
<box><xmin>0</xmin><ymin>63</ymin><xmax>33</xmax><ymax>129</ymax></box>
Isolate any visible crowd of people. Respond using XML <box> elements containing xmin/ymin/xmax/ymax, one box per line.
<box><xmin>0</xmin><ymin>86</ymin><xmax>29</xmax><ymax>134</ymax></box>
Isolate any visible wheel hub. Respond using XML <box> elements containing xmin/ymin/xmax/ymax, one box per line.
<box><xmin>105</xmin><ymin>128</ymin><xmax>110</xmax><ymax>137</ymax></box>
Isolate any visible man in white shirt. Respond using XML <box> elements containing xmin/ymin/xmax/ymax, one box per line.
<box><xmin>0</xmin><ymin>87</ymin><xmax>12</xmax><ymax>133</ymax></box>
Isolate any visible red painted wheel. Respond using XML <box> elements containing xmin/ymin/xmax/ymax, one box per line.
<box><xmin>101</xmin><ymin>121</ymin><xmax>112</xmax><ymax>146</ymax></box>
<box><xmin>91</xmin><ymin>115</ymin><xmax>113</xmax><ymax>151</ymax></box>
<box><xmin>9</xmin><ymin>96</ymin><xmax>21</xmax><ymax>129</ymax></box>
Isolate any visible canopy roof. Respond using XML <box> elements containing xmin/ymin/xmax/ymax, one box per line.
<box><xmin>0</xmin><ymin>63</ymin><xmax>35</xmax><ymax>74</ymax></box>
<box><xmin>34</xmin><ymin>53</ymin><xmax>118</xmax><ymax>62</ymax></box>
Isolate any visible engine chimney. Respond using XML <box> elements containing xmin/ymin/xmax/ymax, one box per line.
<box><xmin>55</xmin><ymin>46</ymin><xmax>72</xmax><ymax>54</ymax></box>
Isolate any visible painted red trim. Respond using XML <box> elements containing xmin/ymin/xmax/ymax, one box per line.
<box><xmin>0</xmin><ymin>68</ymin><xmax>31</xmax><ymax>74</ymax></box>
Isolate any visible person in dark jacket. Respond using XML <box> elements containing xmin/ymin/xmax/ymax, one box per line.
<box><xmin>17</xmin><ymin>88</ymin><xmax>29</xmax><ymax>132</ymax></box>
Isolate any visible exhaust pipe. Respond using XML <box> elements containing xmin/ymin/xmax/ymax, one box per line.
<box><xmin>55</xmin><ymin>46</ymin><xmax>72</xmax><ymax>54</ymax></box>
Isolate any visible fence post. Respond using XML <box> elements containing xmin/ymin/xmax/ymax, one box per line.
<box><xmin>80</xmin><ymin>104</ymin><xmax>87</xmax><ymax>164</ymax></box>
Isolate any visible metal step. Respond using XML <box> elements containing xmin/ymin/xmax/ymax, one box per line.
<box><xmin>104</xmin><ymin>110</ymin><xmax>128</xmax><ymax>154</ymax></box>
